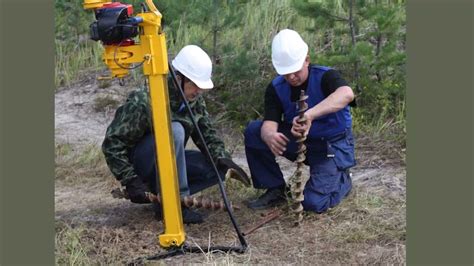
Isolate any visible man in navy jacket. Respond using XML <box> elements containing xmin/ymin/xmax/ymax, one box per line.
<box><xmin>245</xmin><ymin>29</ymin><xmax>356</xmax><ymax>213</ymax></box>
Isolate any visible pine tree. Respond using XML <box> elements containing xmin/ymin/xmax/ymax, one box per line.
<box><xmin>292</xmin><ymin>0</ymin><xmax>406</xmax><ymax>124</ymax></box>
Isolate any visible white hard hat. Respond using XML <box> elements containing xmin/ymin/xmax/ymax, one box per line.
<box><xmin>271</xmin><ymin>29</ymin><xmax>308</xmax><ymax>75</ymax></box>
<box><xmin>172</xmin><ymin>45</ymin><xmax>214</xmax><ymax>89</ymax></box>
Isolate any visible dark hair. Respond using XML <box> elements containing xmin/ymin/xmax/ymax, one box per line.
<box><xmin>174</xmin><ymin>70</ymin><xmax>190</xmax><ymax>91</ymax></box>
<box><xmin>175</xmin><ymin>71</ymin><xmax>189</xmax><ymax>83</ymax></box>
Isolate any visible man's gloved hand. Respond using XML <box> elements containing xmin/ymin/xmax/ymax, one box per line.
<box><xmin>125</xmin><ymin>178</ymin><xmax>151</xmax><ymax>204</ymax></box>
<box><xmin>217</xmin><ymin>158</ymin><xmax>251</xmax><ymax>187</ymax></box>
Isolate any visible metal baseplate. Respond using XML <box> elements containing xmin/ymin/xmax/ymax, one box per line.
<box><xmin>129</xmin><ymin>244</ymin><xmax>246</xmax><ymax>263</ymax></box>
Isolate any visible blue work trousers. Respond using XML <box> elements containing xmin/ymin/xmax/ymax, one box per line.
<box><xmin>130</xmin><ymin>122</ymin><xmax>225</xmax><ymax>196</ymax></box>
<box><xmin>244</xmin><ymin>120</ymin><xmax>355</xmax><ymax>213</ymax></box>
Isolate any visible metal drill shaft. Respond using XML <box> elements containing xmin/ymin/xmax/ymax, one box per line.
<box><xmin>288</xmin><ymin>90</ymin><xmax>309</xmax><ymax>225</ymax></box>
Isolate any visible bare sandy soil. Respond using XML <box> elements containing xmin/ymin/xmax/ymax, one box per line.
<box><xmin>55</xmin><ymin>79</ymin><xmax>406</xmax><ymax>264</ymax></box>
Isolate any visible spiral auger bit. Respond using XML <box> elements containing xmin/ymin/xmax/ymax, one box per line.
<box><xmin>288</xmin><ymin>89</ymin><xmax>309</xmax><ymax>226</ymax></box>
<box><xmin>111</xmin><ymin>188</ymin><xmax>239</xmax><ymax>211</ymax></box>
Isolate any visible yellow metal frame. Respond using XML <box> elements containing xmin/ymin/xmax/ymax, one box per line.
<box><xmin>83</xmin><ymin>0</ymin><xmax>185</xmax><ymax>248</ymax></box>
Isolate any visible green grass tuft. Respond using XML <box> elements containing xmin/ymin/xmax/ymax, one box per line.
<box><xmin>93</xmin><ymin>95</ymin><xmax>120</xmax><ymax>113</ymax></box>
<box><xmin>55</xmin><ymin>222</ymin><xmax>92</xmax><ymax>265</ymax></box>
<box><xmin>55</xmin><ymin>143</ymin><xmax>110</xmax><ymax>184</ymax></box>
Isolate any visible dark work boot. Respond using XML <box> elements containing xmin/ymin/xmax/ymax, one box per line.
<box><xmin>154</xmin><ymin>204</ymin><xmax>204</xmax><ymax>224</ymax></box>
<box><xmin>247</xmin><ymin>187</ymin><xmax>286</xmax><ymax>210</ymax></box>
<box><xmin>181</xmin><ymin>207</ymin><xmax>204</xmax><ymax>224</ymax></box>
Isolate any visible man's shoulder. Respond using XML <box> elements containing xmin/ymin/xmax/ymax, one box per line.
<box><xmin>320</xmin><ymin>68</ymin><xmax>345</xmax><ymax>83</ymax></box>
<box><xmin>112</xmin><ymin>89</ymin><xmax>150</xmax><ymax>117</ymax></box>
<box><xmin>311</xmin><ymin>65</ymin><xmax>334</xmax><ymax>75</ymax></box>
<box><xmin>126</xmin><ymin>89</ymin><xmax>148</xmax><ymax>102</ymax></box>
<box><xmin>311</xmin><ymin>65</ymin><xmax>332</xmax><ymax>70</ymax></box>
<box><xmin>121</xmin><ymin>89</ymin><xmax>149</xmax><ymax>110</ymax></box>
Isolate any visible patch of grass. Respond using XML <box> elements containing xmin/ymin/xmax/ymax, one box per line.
<box><xmin>55</xmin><ymin>143</ymin><xmax>110</xmax><ymax>184</ymax></box>
<box><xmin>97</xmin><ymin>79</ymin><xmax>112</xmax><ymax>89</ymax></box>
<box><xmin>352</xmin><ymin>98</ymin><xmax>406</xmax><ymax>149</ymax></box>
<box><xmin>55</xmin><ymin>221</ymin><xmax>130</xmax><ymax>265</ymax></box>
<box><xmin>55</xmin><ymin>142</ymin><xmax>73</xmax><ymax>159</ymax></box>
<box><xmin>55</xmin><ymin>39</ymin><xmax>104</xmax><ymax>89</ymax></box>
<box><xmin>55</xmin><ymin>222</ymin><xmax>92</xmax><ymax>265</ymax></box>
<box><xmin>355</xmin><ymin>133</ymin><xmax>406</xmax><ymax>168</ymax></box>
<box><xmin>93</xmin><ymin>95</ymin><xmax>120</xmax><ymax>113</ymax></box>
<box><xmin>356</xmin><ymin>193</ymin><xmax>385</xmax><ymax>209</ymax></box>
<box><xmin>201</xmin><ymin>173</ymin><xmax>260</xmax><ymax>206</ymax></box>
<box><xmin>78</xmin><ymin>144</ymin><xmax>104</xmax><ymax>166</ymax></box>
<box><xmin>323</xmin><ymin>188</ymin><xmax>406</xmax><ymax>245</ymax></box>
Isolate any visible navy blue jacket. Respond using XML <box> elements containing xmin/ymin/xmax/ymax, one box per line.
<box><xmin>272</xmin><ymin>65</ymin><xmax>352</xmax><ymax>139</ymax></box>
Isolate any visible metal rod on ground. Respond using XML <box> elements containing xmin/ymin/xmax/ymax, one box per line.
<box><xmin>242</xmin><ymin>209</ymin><xmax>282</xmax><ymax>236</ymax></box>
<box><xmin>111</xmin><ymin>188</ymin><xmax>240</xmax><ymax>211</ymax></box>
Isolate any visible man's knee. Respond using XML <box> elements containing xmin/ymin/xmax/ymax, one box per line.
<box><xmin>302</xmin><ymin>194</ymin><xmax>332</xmax><ymax>213</ymax></box>
<box><xmin>172</xmin><ymin>122</ymin><xmax>185</xmax><ymax>145</ymax></box>
<box><xmin>302</xmin><ymin>184</ymin><xmax>350</xmax><ymax>213</ymax></box>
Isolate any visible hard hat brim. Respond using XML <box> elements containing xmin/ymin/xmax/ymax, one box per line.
<box><xmin>192</xmin><ymin>78</ymin><xmax>214</xmax><ymax>90</ymax></box>
<box><xmin>273</xmin><ymin>54</ymin><xmax>307</xmax><ymax>76</ymax></box>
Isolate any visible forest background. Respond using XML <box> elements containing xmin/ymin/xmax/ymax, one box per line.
<box><xmin>55</xmin><ymin>0</ymin><xmax>406</xmax><ymax>142</ymax></box>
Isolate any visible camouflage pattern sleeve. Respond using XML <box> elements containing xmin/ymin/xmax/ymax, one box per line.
<box><xmin>101</xmin><ymin>90</ymin><xmax>151</xmax><ymax>186</ymax></box>
<box><xmin>191</xmin><ymin>97</ymin><xmax>230</xmax><ymax>161</ymax></box>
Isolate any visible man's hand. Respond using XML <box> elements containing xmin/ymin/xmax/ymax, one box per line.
<box><xmin>217</xmin><ymin>158</ymin><xmax>251</xmax><ymax>187</ymax></box>
<box><xmin>291</xmin><ymin>112</ymin><xmax>312</xmax><ymax>138</ymax></box>
<box><xmin>125</xmin><ymin>178</ymin><xmax>151</xmax><ymax>204</ymax></box>
<box><xmin>263</xmin><ymin>131</ymin><xmax>289</xmax><ymax>156</ymax></box>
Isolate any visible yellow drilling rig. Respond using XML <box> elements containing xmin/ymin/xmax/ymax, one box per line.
<box><xmin>82</xmin><ymin>0</ymin><xmax>247</xmax><ymax>259</ymax></box>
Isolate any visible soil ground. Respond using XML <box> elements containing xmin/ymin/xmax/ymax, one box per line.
<box><xmin>55</xmin><ymin>78</ymin><xmax>406</xmax><ymax>264</ymax></box>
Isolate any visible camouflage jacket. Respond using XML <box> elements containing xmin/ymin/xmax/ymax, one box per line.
<box><xmin>102</xmin><ymin>78</ymin><xmax>230</xmax><ymax>185</ymax></box>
